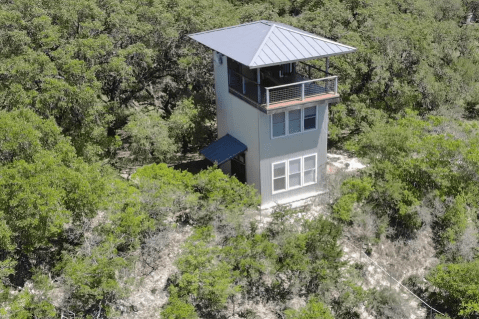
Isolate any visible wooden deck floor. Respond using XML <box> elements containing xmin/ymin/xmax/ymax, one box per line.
<box><xmin>267</xmin><ymin>93</ymin><xmax>339</xmax><ymax>110</ymax></box>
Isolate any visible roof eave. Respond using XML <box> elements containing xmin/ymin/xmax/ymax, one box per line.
<box><xmin>248</xmin><ymin>49</ymin><xmax>357</xmax><ymax>69</ymax></box>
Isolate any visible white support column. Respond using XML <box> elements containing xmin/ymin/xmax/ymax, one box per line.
<box><xmin>257</xmin><ymin>68</ymin><xmax>261</xmax><ymax>104</ymax></box>
<box><xmin>334</xmin><ymin>77</ymin><xmax>338</xmax><ymax>94</ymax></box>
<box><xmin>266</xmin><ymin>88</ymin><xmax>270</xmax><ymax>107</ymax></box>
<box><xmin>301</xmin><ymin>83</ymin><xmax>305</xmax><ymax>100</ymax></box>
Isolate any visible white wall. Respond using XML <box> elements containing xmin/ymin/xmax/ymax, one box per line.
<box><xmin>213</xmin><ymin>52</ymin><xmax>262</xmax><ymax>192</ymax></box>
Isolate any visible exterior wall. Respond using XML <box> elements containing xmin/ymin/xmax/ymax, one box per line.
<box><xmin>213</xmin><ymin>52</ymin><xmax>261</xmax><ymax>192</ymax></box>
<box><xmin>259</xmin><ymin>102</ymin><xmax>329</xmax><ymax>208</ymax></box>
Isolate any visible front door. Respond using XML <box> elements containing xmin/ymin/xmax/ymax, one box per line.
<box><xmin>231</xmin><ymin>153</ymin><xmax>246</xmax><ymax>183</ymax></box>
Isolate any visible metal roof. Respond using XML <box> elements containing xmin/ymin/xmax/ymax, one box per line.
<box><xmin>189</xmin><ymin>20</ymin><xmax>356</xmax><ymax>69</ymax></box>
<box><xmin>200</xmin><ymin>134</ymin><xmax>247</xmax><ymax>165</ymax></box>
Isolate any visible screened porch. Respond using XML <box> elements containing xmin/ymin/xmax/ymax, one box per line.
<box><xmin>227</xmin><ymin>59</ymin><xmax>338</xmax><ymax>111</ymax></box>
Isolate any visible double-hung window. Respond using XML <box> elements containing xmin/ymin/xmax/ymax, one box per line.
<box><xmin>271</xmin><ymin>106</ymin><xmax>317</xmax><ymax>138</ymax></box>
<box><xmin>304</xmin><ymin>106</ymin><xmax>316</xmax><ymax>130</ymax></box>
<box><xmin>303</xmin><ymin>154</ymin><xmax>317</xmax><ymax>185</ymax></box>
<box><xmin>272</xmin><ymin>154</ymin><xmax>317</xmax><ymax>193</ymax></box>
<box><xmin>288</xmin><ymin>109</ymin><xmax>301</xmax><ymax>134</ymax></box>
<box><xmin>273</xmin><ymin>162</ymin><xmax>286</xmax><ymax>192</ymax></box>
<box><xmin>288</xmin><ymin>158</ymin><xmax>301</xmax><ymax>189</ymax></box>
<box><xmin>272</xmin><ymin>112</ymin><xmax>286</xmax><ymax>138</ymax></box>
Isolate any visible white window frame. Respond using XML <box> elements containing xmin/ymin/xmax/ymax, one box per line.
<box><xmin>271</xmin><ymin>105</ymin><xmax>317</xmax><ymax>139</ymax></box>
<box><xmin>272</xmin><ymin>161</ymin><xmax>287</xmax><ymax>193</ymax></box>
<box><xmin>303</xmin><ymin>154</ymin><xmax>317</xmax><ymax>186</ymax></box>
<box><xmin>271</xmin><ymin>153</ymin><xmax>317</xmax><ymax>194</ymax></box>
<box><xmin>288</xmin><ymin>108</ymin><xmax>302</xmax><ymax>136</ymax></box>
<box><xmin>288</xmin><ymin>157</ymin><xmax>302</xmax><ymax>190</ymax></box>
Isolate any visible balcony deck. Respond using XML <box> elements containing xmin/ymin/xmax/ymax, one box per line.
<box><xmin>228</xmin><ymin>68</ymin><xmax>339</xmax><ymax>113</ymax></box>
<box><xmin>266</xmin><ymin>92</ymin><xmax>339</xmax><ymax>111</ymax></box>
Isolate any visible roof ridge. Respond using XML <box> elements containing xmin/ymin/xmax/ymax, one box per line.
<box><xmin>188</xmin><ymin>21</ymin><xmax>262</xmax><ymax>37</ymax></box>
<box><xmin>274</xmin><ymin>25</ymin><xmax>357</xmax><ymax>50</ymax></box>
<box><xmin>247</xmin><ymin>23</ymin><xmax>277</xmax><ymax>67</ymax></box>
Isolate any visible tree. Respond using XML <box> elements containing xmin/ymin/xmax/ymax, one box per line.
<box><xmin>428</xmin><ymin>260</ymin><xmax>479</xmax><ymax>318</ymax></box>
<box><xmin>123</xmin><ymin>111</ymin><xmax>177</xmax><ymax>164</ymax></box>
<box><xmin>284</xmin><ymin>298</ymin><xmax>334</xmax><ymax>319</ymax></box>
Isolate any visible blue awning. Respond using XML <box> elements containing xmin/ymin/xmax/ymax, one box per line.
<box><xmin>200</xmin><ymin>134</ymin><xmax>247</xmax><ymax>165</ymax></box>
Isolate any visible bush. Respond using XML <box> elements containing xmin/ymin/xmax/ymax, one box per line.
<box><xmin>284</xmin><ymin>298</ymin><xmax>334</xmax><ymax>319</ymax></box>
<box><xmin>123</xmin><ymin>111</ymin><xmax>177</xmax><ymax>164</ymax></box>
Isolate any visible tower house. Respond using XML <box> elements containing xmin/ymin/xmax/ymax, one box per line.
<box><xmin>189</xmin><ymin>20</ymin><xmax>356</xmax><ymax>209</ymax></box>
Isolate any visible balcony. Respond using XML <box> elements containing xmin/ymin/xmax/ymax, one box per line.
<box><xmin>227</xmin><ymin>62</ymin><xmax>339</xmax><ymax>113</ymax></box>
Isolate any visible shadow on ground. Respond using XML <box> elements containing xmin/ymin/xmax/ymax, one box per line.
<box><xmin>173</xmin><ymin>158</ymin><xmax>212</xmax><ymax>174</ymax></box>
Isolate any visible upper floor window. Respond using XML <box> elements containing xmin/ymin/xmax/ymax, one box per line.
<box><xmin>271</xmin><ymin>106</ymin><xmax>317</xmax><ymax>139</ymax></box>
<box><xmin>272</xmin><ymin>112</ymin><xmax>286</xmax><ymax>137</ymax></box>
<box><xmin>304</xmin><ymin>106</ymin><xmax>317</xmax><ymax>130</ymax></box>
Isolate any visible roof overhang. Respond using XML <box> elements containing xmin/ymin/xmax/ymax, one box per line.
<box><xmin>189</xmin><ymin>20</ymin><xmax>356</xmax><ymax>69</ymax></box>
<box><xmin>200</xmin><ymin>134</ymin><xmax>247</xmax><ymax>165</ymax></box>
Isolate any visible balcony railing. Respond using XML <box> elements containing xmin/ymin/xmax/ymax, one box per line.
<box><xmin>228</xmin><ymin>68</ymin><xmax>338</xmax><ymax>111</ymax></box>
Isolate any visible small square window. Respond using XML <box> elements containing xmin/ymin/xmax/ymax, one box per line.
<box><xmin>272</xmin><ymin>112</ymin><xmax>286</xmax><ymax>137</ymax></box>
<box><xmin>304</xmin><ymin>106</ymin><xmax>316</xmax><ymax>130</ymax></box>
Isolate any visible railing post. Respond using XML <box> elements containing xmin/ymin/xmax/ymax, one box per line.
<box><xmin>301</xmin><ymin>83</ymin><xmax>305</xmax><ymax>100</ymax></box>
<box><xmin>266</xmin><ymin>88</ymin><xmax>270</xmax><ymax>107</ymax></box>
<box><xmin>334</xmin><ymin>77</ymin><xmax>338</xmax><ymax>94</ymax></box>
<box><xmin>242</xmin><ymin>75</ymin><xmax>246</xmax><ymax>94</ymax></box>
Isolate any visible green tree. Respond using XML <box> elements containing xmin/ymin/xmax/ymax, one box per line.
<box><xmin>428</xmin><ymin>260</ymin><xmax>479</xmax><ymax>318</ymax></box>
<box><xmin>284</xmin><ymin>298</ymin><xmax>334</xmax><ymax>319</ymax></box>
<box><xmin>123</xmin><ymin>111</ymin><xmax>177</xmax><ymax>164</ymax></box>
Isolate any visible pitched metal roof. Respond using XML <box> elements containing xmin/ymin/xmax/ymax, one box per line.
<box><xmin>189</xmin><ymin>20</ymin><xmax>356</xmax><ymax>69</ymax></box>
<box><xmin>200</xmin><ymin>134</ymin><xmax>247</xmax><ymax>165</ymax></box>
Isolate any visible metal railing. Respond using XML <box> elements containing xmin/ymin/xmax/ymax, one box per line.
<box><xmin>228</xmin><ymin>68</ymin><xmax>338</xmax><ymax>109</ymax></box>
<box><xmin>265</xmin><ymin>76</ymin><xmax>338</xmax><ymax>107</ymax></box>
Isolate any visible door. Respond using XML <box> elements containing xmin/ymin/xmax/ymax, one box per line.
<box><xmin>231</xmin><ymin>152</ymin><xmax>246</xmax><ymax>183</ymax></box>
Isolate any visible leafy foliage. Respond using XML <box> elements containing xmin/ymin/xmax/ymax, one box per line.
<box><xmin>284</xmin><ymin>298</ymin><xmax>334</xmax><ymax>319</ymax></box>
<box><xmin>428</xmin><ymin>260</ymin><xmax>479</xmax><ymax>318</ymax></box>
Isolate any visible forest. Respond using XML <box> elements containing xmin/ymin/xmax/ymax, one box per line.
<box><xmin>0</xmin><ymin>0</ymin><xmax>478</xmax><ymax>318</ymax></box>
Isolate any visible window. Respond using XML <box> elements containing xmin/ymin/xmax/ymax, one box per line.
<box><xmin>289</xmin><ymin>109</ymin><xmax>301</xmax><ymax>134</ymax></box>
<box><xmin>304</xmin><ymin>106</ymin><xmax>316</xmax><ymax>130</ymax></box>
<box><xmin>271</xmin><ymin>106</ymin><xmax>317</xmax><ymax>139</ymax></box>
<box><xmin>303</xmin><ymin>154</ymin><xmax>316</xmax><ymax>185</ymax></box>
<box><xmin>272</xmin><ymin>112</ymin><xmax>286</xmax><ymax>137</ymax></box>
<box><xmin>273</xmin><ymin>162</ymin><xmax>286</xmax><ymax>192</ymax></box>
<box><xmin>288</xmin><ymin>158</ymin><xmax>301</xmax><ymax>188</ymax></box>
<box><xmin>272</xmin><ymin>154</ymin><xmax>317</xmax><ymax>193</ymax></box>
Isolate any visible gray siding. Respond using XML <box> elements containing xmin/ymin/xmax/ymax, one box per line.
<box><xmin>213</xmin><ymin>51</ymin><xmax>329</xmax><ymax>208</ymax></box>
<box><xmin>258</xmin><ymin>103</ymin><xmax>328</xmax><ymax>208</ymax></box>
<box><xmin>213</xmin><ymin>53</ymin><xmax>262</xmax><ymax>192</ymax></box>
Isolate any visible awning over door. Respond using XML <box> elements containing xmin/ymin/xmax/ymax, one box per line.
<box><xmin>200</xmin><ymin>134</ymin><xmax>247</xmax><ymax>165</ymax></box>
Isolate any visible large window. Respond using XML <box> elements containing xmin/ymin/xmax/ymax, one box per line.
<box><xmin>271</xmin><ymin>106</ymin><xmax>317</xmax><ymax>139</ymax></box>
<box><xmin>272</xmin><ymin>154</ymin><xmax>317</xmax><ymax>193</ymax></box>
